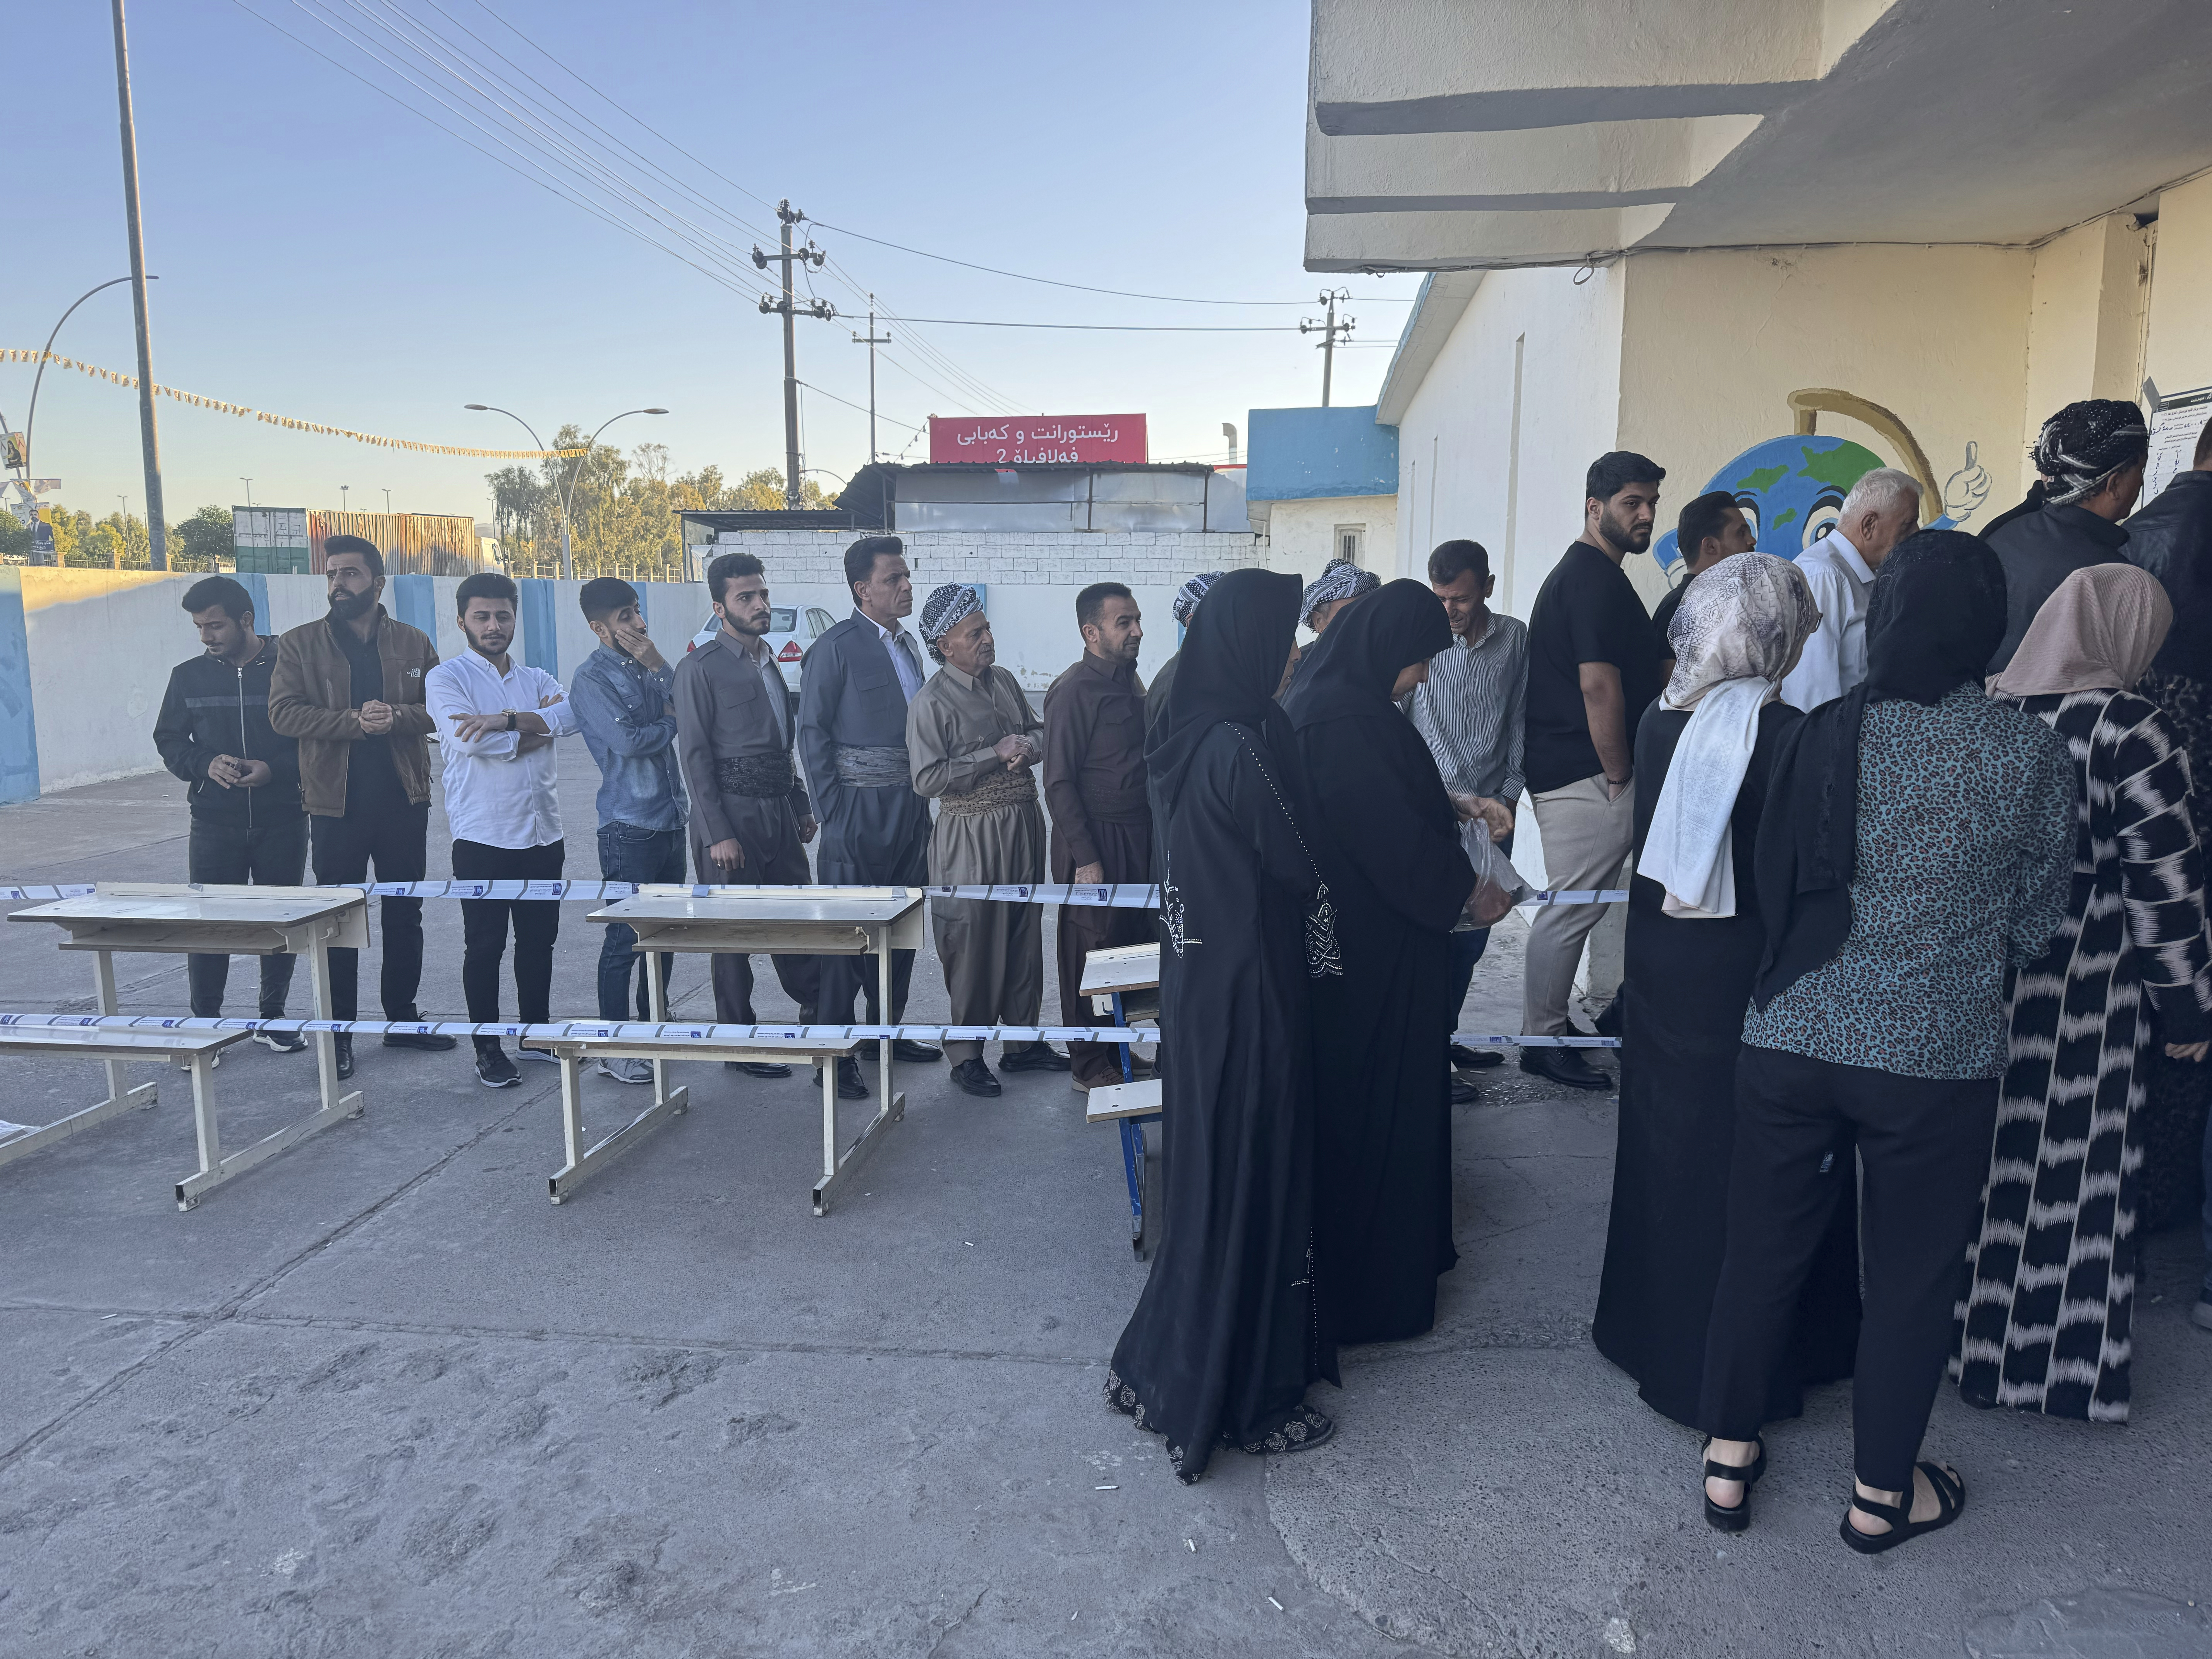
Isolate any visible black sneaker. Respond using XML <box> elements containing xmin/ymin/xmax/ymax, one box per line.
<box><xmin>253</xmin><ymin>1028</ymin><xmax>308</xmax><ymax>1055</ymax></box>
<box><xmin>812</xmin><ymin>1057</ymin><xmax>869</xmax><ymax>1100</ymax></box>
<box><xmin>1450</xmin><ymin>1073</ymin><xmax>1482</xmax><ymax>1106</ymax></box>
<box><xmin>1000</xmin><ymin>1041</ymin><xmax>1071</xmax><ymax>1074</ymax></box>
<box><xmin>475</xmin><ymin>1046</ymin><xmax>520</xmax><ymax>1089</ymax></box>
<box><xmin>334</xmin><ymin>1036</ymin><xmax>355</xmax><ymax>1081</ymax></box>
<box><xmin>950</xmin><ymin>1058</ymin><xmax>1003</xmax><ymax>1097</ymax></box>
<box><xmin>385</xmin><ymin>1024</ymin><xmax>459</xmax><ymax>1051</ymax></box>
<box><xmin>725</xmin><ymin>1061</ymin><xmax>793</xmax><ymax>1079</ymax></box>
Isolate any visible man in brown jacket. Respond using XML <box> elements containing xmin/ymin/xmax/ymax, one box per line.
<box><xmin>269</xmin><ymin>534</ymin><xmax>457</xmax><ymax>1078</ymax></box>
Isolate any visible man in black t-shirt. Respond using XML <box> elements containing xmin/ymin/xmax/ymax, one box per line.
<box><xmin>1519</xmin><ymin>451</ymin><xmax>1665</xmax><ymax>1087</ymax></box>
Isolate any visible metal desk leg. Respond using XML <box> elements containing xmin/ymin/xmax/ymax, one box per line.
<box><xmin>175</xmin><ymin>946</ymin><xmax>363</xmax><ymax>1207</ymax></box>
<box><xmin>876</xmin><ymin>933</ymin><xmax>896</xmax><ymax>1112</ymax></box>
<box><xmin>185</xmin><ymin>1053</ymin><xmax>222</xmax><ymax>1195</ymax></box>
<box><xmin>549</xmin><ymin>1046</ymin><xmax>689</xmax><ymax>1205</ymax></box>
<box><xmin>1118</xmin><ymin>1116</ymin><xmax>1145</xmax><ymax>1250</ymax></box>
<box><xmin>304</xmin><ymin>937</ymin><xmax>361</xmax><ymax>1120</ymax></box>
<box><xmin>821</xmin><ymin>1048</ymin><xmax>838</xmax><ymax>1195</ymax></box>
<box><xmin>93</xmin><ymin>950</ymin><xmax>132</xmax><ymax>1118</ymax></box>
<box><xmin>643</xmin><ymin>950</ymin><xmax>687</xmax><ymax>1117</ymax></box>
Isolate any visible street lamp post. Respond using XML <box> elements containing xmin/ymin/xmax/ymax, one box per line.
<box><xmin>19</xmin><ymin>275</ymin><xmax>155</xmax><ymax>498</ymax></box>
<box><xmin>340</xmin><ymin>485</ymin><xmax>349</xmax><ymax>514</ymax></box>
<box><xmin>239</xmin><ymin>477</ymin><xmax>253</xmax><ymax>508</ymax></box>
<box><xmin>463</xmin><ymin>405</ymin><xmax>667</xmax><ymax>579</ymax></box>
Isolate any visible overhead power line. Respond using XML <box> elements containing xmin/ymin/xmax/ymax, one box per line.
<box><xmin>808</xmin><ymin>221</ymin><xmax>1413</xmax><ymax>308</ymax></box>
<box><xmin>890</xmin><ymin>318</ymin><xmax>1305</xmax><ymax>333</ymax></box>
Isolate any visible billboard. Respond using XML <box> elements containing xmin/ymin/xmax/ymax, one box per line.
<box><xmin>929</xmin><ymin>414</ymin><xmax>1147</xmax><ymax>466</ymax></box>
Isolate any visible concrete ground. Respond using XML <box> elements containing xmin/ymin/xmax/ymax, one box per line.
<box><xmin>2</xmin><ymin>742</ymin><xmax>2209</xmax><ymax>1659</ymax></box>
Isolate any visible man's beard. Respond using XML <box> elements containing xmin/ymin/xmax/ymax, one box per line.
<box><xmin>1600</xmin><ymin>507</ymin><xmax>1652</xmax><ymax>553</ymax></box>
<box><xmin>328</xmin><ymin>589</ymin><xmax>376</xmax><ymax>621</ymax></box>
<box><xmin>720</xmin><ymin>609</ymin><xmax>767</xmax><ymax>638</ymax></box>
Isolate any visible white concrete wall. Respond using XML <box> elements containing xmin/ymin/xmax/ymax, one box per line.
<box><xmin>1259</xmin><ymin>495</ymin><xmax>1400</xmax><ymax>577</ymax></box>
<box><xmin>1390</xmin><ymin>262</ymin><xmax>1628</xmax><ymax>618</ymax></box>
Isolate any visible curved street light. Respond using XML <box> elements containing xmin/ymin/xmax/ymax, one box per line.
<box><xmin>465</xmin><ymin>404</ymin><xmax>667</xmax><ymax>579</ymax></box>
<box><xmin>20</xmin><ymin>275</ymin><xmax>157</xmax><ymax>487</ymax></box>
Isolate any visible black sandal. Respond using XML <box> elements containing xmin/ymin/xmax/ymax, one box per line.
<box><xmin>1840</xmin><ymin>1462</ymin><xmax>1965</xmax><ymax>1555</ymax></box>
<box><xmin>1701</xmin><ymin>1436</ymin><xmax>1765</xmax><ymax>1533</ymax></box>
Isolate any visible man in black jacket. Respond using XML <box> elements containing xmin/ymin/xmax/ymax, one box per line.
<box><xmin>1985</xmin><ymin>398</ymin><xmax>2147</xmax><ymax>672</ymax></box>
<box><xmin>152</xmin><ymin>575</ymin><xmax>309</xmax><ymax>1049</ymax></box>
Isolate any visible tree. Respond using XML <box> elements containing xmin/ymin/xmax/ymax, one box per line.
<box><xmin>170</xmin><ymin>505</ymin><xmax>234</xmax><ymax>572</ymax></box>
<box><xmin>0</xmin><ymin>512</ymin><xmax>29</xmax><ymax>561</ymax></box>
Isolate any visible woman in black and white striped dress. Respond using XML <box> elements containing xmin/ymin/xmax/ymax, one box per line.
<box><xmin>1958</xmin><ymin>563</ymin><xmax>2212</xmax><ymax>1421</ymax></box>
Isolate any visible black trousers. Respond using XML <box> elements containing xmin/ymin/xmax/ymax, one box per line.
<box><xmin>186</xmin><ymin>816</ymin><xmax>310</xmax><ymax>1017</ymax></box>
<box><xmin>451</xmin><ymin>838</ymin><xmax>564</xmax><ymax>1054</ymax></box>
<box><xmin>1699</xmin><ymin>1044</ymin><xmax>1999</xmax><ymax>1492</ymax></box>
<box><xmin>310</xmin><ymin>796</ymin><xmax>429</xmax><ymax>1022</ymax></box>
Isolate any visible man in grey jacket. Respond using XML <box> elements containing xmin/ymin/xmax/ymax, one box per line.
<box><xmin>673</xmin><ymin>553</ymin><xmax>823</xmax><ymax>1085</ymax></box>
<box><xmin>797</xmin><ymin>535</ymin><xmax>943</xmax><ymax>1079</ymax></box>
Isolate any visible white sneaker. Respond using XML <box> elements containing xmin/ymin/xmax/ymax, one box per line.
<box><xmin>596</xmin><ymin>1056</ymin><xmax>653</xmax><ymax>1085</ymax></box>
<box><xmin>515</xmin><ymin>1045</ymin><xmax>560</xmax><ymax>1065</ymax></box>
<box><xmin>175</xmin><ymin>1051</ymin><xmax>220</xmax><ymax>1071</ymax></box>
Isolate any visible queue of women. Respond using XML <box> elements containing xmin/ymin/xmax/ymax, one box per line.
<box><xmin>1104</xmin><ymin>536</ymin><xmax>2210</xmax><ymax>1558</ymax></box>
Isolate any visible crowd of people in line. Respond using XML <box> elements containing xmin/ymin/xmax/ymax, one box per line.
<box><xmin>147</xmin><ymin>394</ymin><xmax>2212</xmax><ymax>1540</ymax></box>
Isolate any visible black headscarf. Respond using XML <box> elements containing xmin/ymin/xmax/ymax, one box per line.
<box><xmin>1146</xmin><ymin>566</ymin><xmax>1305</xmax><ymax>808</ymax></box>
<box><xmin>1751</xmin><ymin>529</ymin><xmax>2008</xmax><ymax>1006</ymax></box>
<box><xmin>1281</xmin><ymin>579</ymin><xmax>1455</xmax><ymax>825</ymax></box>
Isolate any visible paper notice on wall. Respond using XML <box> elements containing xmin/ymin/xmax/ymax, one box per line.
<box><xmin>2145</xmin><ymin>386</ymin><xmax>2212</xmax><ymax>502</ymax></box>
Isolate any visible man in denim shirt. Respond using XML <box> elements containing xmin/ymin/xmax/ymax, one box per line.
<box><xmin>570</xmin><ymin>578</ymin><xmax>687</xmax><ymax>1083</ymax></box>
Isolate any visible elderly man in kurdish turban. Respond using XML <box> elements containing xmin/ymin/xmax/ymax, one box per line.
<box><xmin>907</xmin><ymin>584</ymin><xmax>1068</xmax><ymax>1097</ymax></box>
<box><xmin>1146</xmin><ymin>570</ymin><xmax>1226</xmax><ymax>735</ymax></box>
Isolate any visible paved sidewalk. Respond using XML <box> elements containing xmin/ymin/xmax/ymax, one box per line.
<box><xmin>0</xmin><ymin>747</ymin><xmax>2207</xmax><ymax>1657</ymax></box>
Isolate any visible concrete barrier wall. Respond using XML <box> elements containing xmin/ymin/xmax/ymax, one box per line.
<box><xmin>0</xmin><ymin>565</ymin><xmax>1234</xmax><ymax>799</ymax></box>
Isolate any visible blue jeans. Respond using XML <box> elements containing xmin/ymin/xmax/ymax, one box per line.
<box><xmin>1448</xmin><ymin>828</ymin><xmax>1513</xmax><ymax>1025</ymax></box>
<box><xmin>596</xmin><ymin>822</ymin><xmax>687</xmax><ymax>1020</ymax></box>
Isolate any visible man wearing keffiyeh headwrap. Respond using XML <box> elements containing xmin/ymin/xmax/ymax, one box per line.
<box><xmin>906</xmin><ymin>584</ymin><xmax>1063</xmax><ymax>1095</ymax></box>
<box><xmin>1147</xmin><ymin>570</ymin><xmax>1230</xmax><ymax>733</ymax></box>
<box><xmin>1985</xmin><ymin>398</ymin><xmax>2150</xmax><ymax>673</ymax></box>
<box><xmin>1300</xmin><ymin>558</ymin><xmax>1381</xmax><ymax>636</ymax></box>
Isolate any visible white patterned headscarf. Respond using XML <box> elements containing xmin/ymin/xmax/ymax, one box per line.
<box><xmin>919</xmin><ymin>582</ymin><xmax>982</xmax><ymax>663</ymax></box>
<box><xmin>1173</xmin><ymin>570</ymin><xmax>1226</xmax><ymax>629</ymax></box>
<box><xmin>1642</xmin><ymin>553</ymin><xmax>1820</xmax><ymax>920</ymax></box>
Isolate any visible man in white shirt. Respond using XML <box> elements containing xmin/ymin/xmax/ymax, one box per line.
<box><xmin>1778</xmin><ymin>468</ymin><xmax>1922</xmax><ymax>711</ymax></box>
<box><xmin>425</xmin><ymin>572</ymin><xmax>579</xmax><ymax>1089</ymax></box>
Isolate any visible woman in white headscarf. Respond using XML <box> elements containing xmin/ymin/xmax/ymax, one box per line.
<box><xmin>1594</xmin><ymin>554</ymin><xmax>1862</xmax><ymax>1457</ymax></box>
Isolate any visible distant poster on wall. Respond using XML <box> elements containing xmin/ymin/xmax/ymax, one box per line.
<box><xmin>2144</xmin><ymin>386</ymin><xmax>2212</xmax><ymax>504</ymax></box>
<box><xmin>929</xmin><ymin>414</ymin><xmax>1147</xmax><ymax>466</ymax></box>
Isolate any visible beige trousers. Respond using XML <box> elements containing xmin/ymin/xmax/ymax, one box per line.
<box><xmin>1522</xmin><ymin>772</ymin><xmax>1637</xmax><ymax>1036</ymax></box>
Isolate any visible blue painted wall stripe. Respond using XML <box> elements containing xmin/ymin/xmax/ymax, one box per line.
<box><xmin>388</xmin><ymin>573</ymin><xmax>437</xmax><ymax>642</ymax></box>
<box><xmin>0</xmin><ymin>572</ymin><xmax>41</xmax><ymax>804</ymax></box>
<box><xmin>235</xmin><ymin>572</ymin><xmax>271</xmax><ymax>632</ymax></box>
<box><xmin>518</xmin><ymin>578</ymin><xmax>558</xmax><ymax>675</ymax></box>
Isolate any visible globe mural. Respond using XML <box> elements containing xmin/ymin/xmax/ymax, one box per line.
<box><xmin>1652</xmin><ymin>432</ymin><xmax>1960</xmax><ymax>570</ymax></box>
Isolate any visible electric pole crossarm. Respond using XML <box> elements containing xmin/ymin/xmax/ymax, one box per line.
<box><xmin>754</xmin><ymin>200</ymin><xmax>837</xmax><ymax>507</ymax></box>
<box><xmin>852</xmin><ymin>296</ymin><xmax>891</xmax><ymax>466</ymax></box>
<box><xmin>1298</xmin><ymin>288</ymin><xmax>1355</xmax><ymax>408</ymax></box>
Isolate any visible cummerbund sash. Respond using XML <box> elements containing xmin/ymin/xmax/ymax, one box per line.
<box><xmin>833</xmin><ymin>744</ymin><xmax>912</xmax><ymax>788</ymax></box>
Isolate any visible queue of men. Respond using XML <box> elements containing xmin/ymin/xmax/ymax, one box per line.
<box><xmin>151</xmin><ymin>531</ymin><xmax>1179</xmax><ymax>1105</ymax></box>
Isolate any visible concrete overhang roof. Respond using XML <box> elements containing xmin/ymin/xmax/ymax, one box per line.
<box><xmin>1306</xmin><ymin>0</ymin><xmax>2212</xmax><ymax>272</ymax></box>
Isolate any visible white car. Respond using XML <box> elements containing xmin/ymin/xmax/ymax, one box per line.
<box><xmin>687</xmin><ymin>603</ymin><xmax>838</xmax><ymax>716</ymax></box>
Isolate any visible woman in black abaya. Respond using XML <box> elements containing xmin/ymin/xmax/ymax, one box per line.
<box><xmin>1106</xmin><ymin>566</ymin><xmax>1341</xmax><ymax>1482</ymax></box>
<box><xmin>1283</xmin><ymin>580</ymin><xmax>1475</xmax><ymax>1341</ymax></box>
<box><xmin>1591</xmin><ymin>553</ymin><xmax>1860</xmax><ymax>1429</ymax></box>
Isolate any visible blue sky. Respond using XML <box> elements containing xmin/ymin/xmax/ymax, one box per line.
<box><xmin>9</xmin><ymin>0</ymin><xmax>1417</xmax><ymax>529</ymax></box>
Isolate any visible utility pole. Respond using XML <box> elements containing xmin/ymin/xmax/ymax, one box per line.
<box><xmin>754</xmin><ymin>201</ymin><xmax>834</xmax><ymax>508</ymax></box>
<box><xmin>852</xmin><ymin>295</ymin><xmax>891</xmax><ymax>465</ymax></box>
<box><xmin>111</xmin><ymin>0</ymin><xmax>167</xmax><ymax>568</ymax></box>
<box><xmin>1300</xmin><ymin>288</ymin><xmax>1355</xmax><ymax>408</ymax></box>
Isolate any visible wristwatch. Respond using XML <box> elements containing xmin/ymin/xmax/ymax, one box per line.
<box><xmin>505</xmin><ymin>710</ymin><xmax>517</xmax><ymax>732</ymax></box>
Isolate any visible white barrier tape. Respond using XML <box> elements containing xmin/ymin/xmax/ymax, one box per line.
<box><xmin>1</xmin><ymin>880</ymin><xmax>1630</xmax><ymax>908</ymax></box>
<box><xmin>0</xmin><ymin>1011</ymin><xmax>1617</xmax><ymax>1050</ymax></box>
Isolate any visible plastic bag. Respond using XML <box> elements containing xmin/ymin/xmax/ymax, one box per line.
<box><xmin>1457</xmin><ymin>817</ymin><xmax>1532</xmax><ymax>928</ymax></box>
